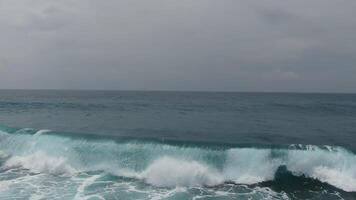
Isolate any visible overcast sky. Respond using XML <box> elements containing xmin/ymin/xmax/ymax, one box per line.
<box><xmin>0</xmin><ymin>0</ymin><xmax>355</xmax><ymax>92</ymax></box>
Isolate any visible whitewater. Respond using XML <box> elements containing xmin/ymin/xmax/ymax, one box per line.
<box><xmin>0</xmin><ymin>127</ymin><xmax>355</xmax><ymax>199</ymax></box>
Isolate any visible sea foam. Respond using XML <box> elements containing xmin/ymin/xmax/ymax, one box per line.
<box><xmin>3</xmin><ymin>151</ymin><xmax>76</xmax><ymax>175</ymax></box>
<box><xmin>1</xmin><ymin>129</ymin><xmax>356</xmax><ymax>192</ymax></box>
<box><xmin>141</xmin><ymin>156</ymin><xmax>224</xmax><ymax>187</ymax></box>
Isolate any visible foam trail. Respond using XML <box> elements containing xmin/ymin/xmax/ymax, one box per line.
<box><xmin>74</xmin><ymin>175</ymin><xmax>104</xmax><ymax>200</ymax></box>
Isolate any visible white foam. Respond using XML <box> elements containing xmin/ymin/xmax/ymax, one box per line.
<box><xmin>285</xmin><ymin>147</ymin><xmax>356</xmax><ymax>192</ymax></box>
<box><xmin>312</xmin><ymin>166</ymin><xmax>356</xmax><ymax>192</ymax></box>
<box><xmin>109</xmin><ymin>147</ymin><xmax>356</xmax><ymax>191</ymax></box>
<box><xmin>223</xmin><ymin>148</ymin><xmax>280</xmax><ymax>184</ymax></box>
<box><xmin>0</xmin><ymin>179</ymin><xmax>11</xmax><ymax>192</ymax></box>
<box><xmin>4</xmin><ymin>151</ymin><xmax>76</xmax><ymax>175</ymax></box>
<box><xmin>140</xmin><ymin>157</ymin><xmax>224</xmax><ymax>187</ymax></box>
<box><xmin>0</xmin><ymin>150</ymin><xmax>7</xmax><ymax>159</ymax></box>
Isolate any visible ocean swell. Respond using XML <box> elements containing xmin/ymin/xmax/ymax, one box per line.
<box><xmin>0</xmin><ymin>128</ymin><xmax>356</xmax><ymax>192</ymax></box>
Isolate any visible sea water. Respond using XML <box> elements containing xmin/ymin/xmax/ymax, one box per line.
<box><xmin>0</xmin><ymin>90</ymin><xmax>355</xmax><ymax>199</ymax></box>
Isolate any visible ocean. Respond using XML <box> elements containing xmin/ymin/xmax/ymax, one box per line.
<box><xmin>0</xmin><ymin>90</ymin><xmax>355</xmax><ymax>199</ymax></box>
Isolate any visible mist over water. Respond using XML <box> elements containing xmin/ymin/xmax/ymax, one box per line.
<box><xmin>0</xmin><ymin>90</ymin><xmax>356</xmax><ymax>199</ymax></box>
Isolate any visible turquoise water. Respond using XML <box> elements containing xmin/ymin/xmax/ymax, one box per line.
<box><xmin>0</xmin><ymin>90</ymin><xmax>355</xmax><ymax>199</ymax></box>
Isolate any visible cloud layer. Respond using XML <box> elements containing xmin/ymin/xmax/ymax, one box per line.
<box><xmin>0</xmin><ymin>0</ymin><xmax>355</xmax><ymax>92</ymax></box>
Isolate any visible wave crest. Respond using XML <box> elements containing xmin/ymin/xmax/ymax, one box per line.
<box><xmin>1</xmin><ymin>128</ymin><xmax>356</xmax><ymax>192</ymax></box>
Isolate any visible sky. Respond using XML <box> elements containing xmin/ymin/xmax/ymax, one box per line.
<box><xmin>0</xmin><ymin>0</ymin><xmax>355</xmax><ymax>92</ymax></box>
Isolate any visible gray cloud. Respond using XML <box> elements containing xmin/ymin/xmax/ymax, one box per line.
<box><xmin>0</xmin><ymin>0</ymin><xmax>355</xmax><ymax>92</ymax></box>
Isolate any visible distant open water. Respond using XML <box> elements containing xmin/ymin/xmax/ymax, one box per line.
<box><xmin>0</xmin><ymin>90</ymin><xmax>355</xmax><ymax>199</ymax></box>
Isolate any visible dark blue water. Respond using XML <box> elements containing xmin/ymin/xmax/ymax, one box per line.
<box><xmin>0</xmin><ymin>90</ymin><xmax>355</xmax><ymax>199</ymax></box>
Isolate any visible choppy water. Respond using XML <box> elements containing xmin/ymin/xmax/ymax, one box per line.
<box><xmin>0</xmin><ymin>90</ymin><xmax>355</xmax><ymax>199</ymax></box>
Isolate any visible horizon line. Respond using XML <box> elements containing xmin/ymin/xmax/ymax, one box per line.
<box><xmin>0</xmin><ymin>88</ymin><xmax>355</xmax><ymax>95</ymax></box>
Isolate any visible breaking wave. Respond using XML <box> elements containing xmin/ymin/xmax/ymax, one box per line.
<box><xmin>0</xmin><ymin>127</ymin><xmax>356</xmax><ymax>192</ymax></box>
